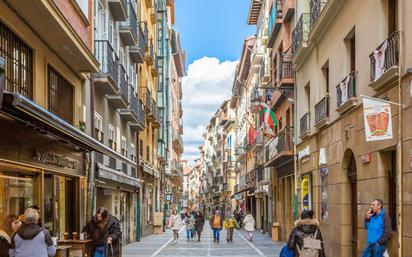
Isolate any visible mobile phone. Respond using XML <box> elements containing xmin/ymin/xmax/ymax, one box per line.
<box><xmin>369</xmin><ymin>209</ymin><xmax>374</xmax><ymax>215</ymax></box>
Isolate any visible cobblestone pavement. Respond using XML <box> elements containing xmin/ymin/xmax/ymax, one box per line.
<box><xmin>123</xmin><ymin>222</ymin><xmax>284</xmax><ymax>257</ymax></box>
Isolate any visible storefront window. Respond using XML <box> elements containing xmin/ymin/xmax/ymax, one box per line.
<box><xmin>320</xmin><ymin>168</ymin><xmax>328</xmax><ymax>221</ymax></box>
<box><xmin>301</xmin><ymin>174</ymin><xmax>312</xmax><ymax>211</ymax></box>
<box><xmin>0</xmin><ymin>171</ymin><xmax>35</xmax><ymax>222</ymax></box>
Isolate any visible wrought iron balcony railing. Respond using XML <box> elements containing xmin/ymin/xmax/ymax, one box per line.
<box><xmin>369</xmin><ymin>31</ymin><xmax>399</xmax><ymax>82</ymax></box>
<box><xmin>300</xmin><ymin>112</ymin><xmax>310</xmax><ymax>137</ymax></box>
<box><xmin>336</xmin><ymin>71</ymin><xmax>356</xmax><ymax>107</ymax></box>
<box><xmin>94</xmin><ymin>40</ymin><xmax>119</xmax><ymax>85</ymax></box>
<box><xmin>315</xmin><ymin>96</ymin><xmax>329</xmax><ymax>124</ymax></box>
<box><xmin>310</xmin><ymin>0</ymin><xmax>328</xmax><ymax>29</ymax></box>
<box><xmin>292</xmin><ymin>13</ymin><xmax>310</xmax><ymax>55</ymax></box>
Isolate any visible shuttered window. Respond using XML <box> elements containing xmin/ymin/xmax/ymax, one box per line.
<box><xmin>48</xmin><ymin>66</ymin><xmax>74</xmax><ymax>124</ymax></box>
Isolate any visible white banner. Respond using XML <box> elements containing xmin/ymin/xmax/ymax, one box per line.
<box><xmin>363</xmin><ymin>97</ymin><xmax>393</xmax><ymax>141</ymax></box>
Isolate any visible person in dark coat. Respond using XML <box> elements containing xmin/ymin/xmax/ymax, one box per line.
<box><xmin>0</xmin><ymin>215</ymin><xmax>21</xmax><ymax>257</ymax></box>
<box><xmin>194</xmin><ymin>211</ymin><xmax>205</xmax><ymax>241</ymax></box>
<box><xmin>287</xmin><ymin>210</ymin><xmax>326</xmax><ymax>257</ymax></box>
<box><xmin>83</xmin><ymin>207</ymin><xmax>121</xmax><ymax>257</ymax></box>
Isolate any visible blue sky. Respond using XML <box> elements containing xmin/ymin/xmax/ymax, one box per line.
<box><xmin>174</xmin><ymin>0</ymin><xmax>256</xmax><ymax>66</ymax></box>
<box><xmin>174</xmin><ymin>0</ymin><xmax>256</xmax><ymax>163</ymax></box>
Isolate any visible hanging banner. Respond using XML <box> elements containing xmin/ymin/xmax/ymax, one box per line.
<box><xmin>363</xmin><ymin>97</ymin><xmax>393</xmax><ymax>141</ymax></box>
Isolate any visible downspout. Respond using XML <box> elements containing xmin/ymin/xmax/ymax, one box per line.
<box><xmin>397</xmin><ymin>19</ymin><xmax>403</xmax><ymax>257</ymax></box>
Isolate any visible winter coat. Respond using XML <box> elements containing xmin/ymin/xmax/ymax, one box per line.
<box><xmin>209</xmin><ymin>215</ymin><xmax>223</xmax><ymax>229</ymax></box>
<box><xmin>9</xmin><ymin>223</ymin><xmax>56</xmax><ymax>257</ymax></box>
<box><xmin>287</xmin><ymin>218</ymin><xmax>326</xmax><ymax>257</ymax></box>
<box><xmin>184</xmin><ymin>215</ymin><xmax>195</xmax><ymax>229</ymax></box>
<box><xmin>224</xmin><ymin>217</ymin><xmax>235</xmax><ymax>229</ymax></box>
<box><xmin>243</xmin><ymin>214</ymin><xmax>255</xmax><ymax>232</ymax></box>
<box><xmin>365</xmin><ymin>208</ymin><xmax>392</xmax><ymax>245</ymax></box>
<box><xmin>170</xmin><ymin>214</ymin><xmax>181</xmax><ymax>231</ymax></box>
<box><xmin>194</xmin><ymin>216</ymin><xmax>205</xmax><ymax>232</ymax></box>
<box><xmin>83</xmin><ymin>215</ymin><xmax>121</xmax><ymax>257</ymax></box>
<box><xmin>0</xmin><ymin>230</ymin><xmax>11</xmax><ymax>257</ymax></box>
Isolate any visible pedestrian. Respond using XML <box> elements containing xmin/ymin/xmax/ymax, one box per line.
<box><xmin>28</xmin><ymin>205</ymin><xmax>42</xmax><ymax>226</ymax></box>
<box><xmin>184</xmin><ymin>212</ymin><xmax>195</xmax><ymax>241</ymax></box>
<box><xmin>9</xmin><ymin>208</ymin><xmax>56</xmax><ymax>257</ymax></box>
<box><xmin>287</xmin><ymin>210</ymin><xmax>325</xmax><ymax>257</ymax></box>
<box><xmin>194</xmin><ymin>211</ymin><xmax>205</xmax><ymax>241</ymax></box>
<box><xmin>0</xmin><ymin>215</ymin><xmax>21</xmax><ymax>257</ymax></box>
<box><xmin>361</xmin><ymin>199</ymin><xmax>392</xmax><ymax>257</ymax></box>
<box><xmin>224</xmin><ymin>213</ymin><xmax>235</xmax><ymax>243</ymax></box>
<box><xmin>83</xmin><ymin>207</ymin><xmax>121</xmax><ymax>257</ymax></box>
<box><xmin>210</xmin><ymin>210</ymin><xmax>223</xmax><ymax>243</ymax></box>
<box><xmin>170</xmin><ymin>209</ymin><xmax>181</xmax><ymax>243</ymax></box>
<box><xmin>243</xmin><ymin>211</ymin><xmax>255</xmax><ymax>241</ymax></box>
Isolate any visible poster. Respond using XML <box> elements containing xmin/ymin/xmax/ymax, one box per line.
<box><xmin>301</xmin><ymin>175</ymin><xmax>312</xmax><ymax>210</ymax></box>
<box><xmin>363</xmin><ymin>97</ymin><xmax>393</xmax><ymax>141</ymax></box>
<box><xmin>320</xmin><ymin>167</ymin><xmax>328</xmax><ymax>221</ymax></box>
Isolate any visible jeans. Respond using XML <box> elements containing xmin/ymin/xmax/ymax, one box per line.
<box><xmin>362</xmin><ymin>243</ymin><xmax>386</xmax><ymax>257</ymax></box>
<box><xmin>94</xmin><ymin>246</ymin><xmax>105</xmax><ymax>257</ymax></box>
<box><xmin>186</xmin><ymin>228</ymin><xmax>192</xmax><ymax>239</ymax></box>
<box><xmin>212</xmin><ymin>228</ymin><xmax>220</xmax><ymax>241</ymax></box>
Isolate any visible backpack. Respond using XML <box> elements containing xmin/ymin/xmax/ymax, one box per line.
<box><xmin>280</xmin><ymin>245</ymin><xmax>295</xmax><ymax>257</ymax></box>
<box><xmin>296</xmin><ymin>229</ymin><xmax>322</xmax><ymax>257</ymax></box>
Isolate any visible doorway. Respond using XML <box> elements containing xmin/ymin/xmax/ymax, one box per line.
<box><xmin>344</xmin><ymin>150</ymin><xmax>358</xmax><ymax>257</ymax></box>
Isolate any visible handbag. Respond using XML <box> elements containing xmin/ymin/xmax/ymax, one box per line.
<box><xmin>279</xmin><ymin>245</ymin><xmax>295</xmax><ymax>257</ymax></box>
<box><xmin>105</xmin><ymin>243</ymin><xmax>114</xmax><ymax>257</ymax></box>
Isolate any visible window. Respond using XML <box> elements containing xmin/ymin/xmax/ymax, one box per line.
<box><xmin>301</xmin><ymin>174</ymin><xmax>313</xmax><ymax>210</ymax></box>
<box><xmin>131</xmin><ymin>143</ymin><xmax>136</xmax><ymax>162</ymax></box>
<box><xmin>75</xmin><ymin>0</ymin><xmax>89</xmax><ymax>19</ymax></box>
<box><xmin>121</xmin><ymin>136</ymin><xmax>127</xmax><ymax>157</ymax></box>
<box><xmin>139</xmin><ymin>139</ymin><xmax>144</xmax><ymax>157</ymax></box>
<box><xmin>94</xmin><ymin>112</ymin><xmax>103</xmax><ymax>142</ymax></box>
<box><xmin>322</xmin><ymin>61</ymin><xmax>330</xmax><ymax>95</ymax></box>
<box><xmin>0</xmin><ymin>21</ymin><xmax>33</xmax><ymax>99</ymax></box>
<box><xmin>321</xmin><ymin>167</ymin><xmax>328</xmax><ymax>221</ymax></box>
<box><xmin>48</xmin><ymin>66</ymin><xmax>74</xmax><ymax>124</ymax></box>
<box><xmin>108</xmin><ymin>125</ymin><xmax>116</xmax><ymax>150</ymax></box>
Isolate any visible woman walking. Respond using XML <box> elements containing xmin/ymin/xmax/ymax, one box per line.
<box><xmin>194</xmin><ymin>211</ymin><xmax>205</xmax><ymax>241</ymax></box>
<box><xmin>170</xmin><ymin>209</ymin><xmax>181</xmax><ymax>243</ymax></box>
<box><xmin>0</xmin><ymin>215</ymin><xmax>21</xmax><ymax>257</ymax></box>
<box><xmin>184</xmin><ymin>212</ymin><xmax>195</xmax><ymax>241</ymax></box>
<box><xmin>83</xmin><ymin>207</ymin><xmax>121</xmax><ymax>257</ymax></box>
<box><xmin>287</xmin><ymin>210</ymin><xmax>325</xmax><ymax>257</ymax></box>
<box><xmin>243</xmin><ymin>211</ymin><xmax>255</xmax><ymax>241</ymax></box>
<box><xmin>210</xmin><ymin>210</ymin><xmax>223</xmax><ymax>243</ymax></box>
<box><xmin>224</xmin><ymin>213</ymin><xmax>235</xmax><ymax>243</ymax></box>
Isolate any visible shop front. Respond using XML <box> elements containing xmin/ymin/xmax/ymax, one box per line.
<box><xmin>0</xmin><ymin>94</ymin><xmax>90</xmax><ymax>238</ymax></box>
<box><xmin>94</xmin><ymin>163</ymin><xmax>141</xmax><ymax>245</ymax></box>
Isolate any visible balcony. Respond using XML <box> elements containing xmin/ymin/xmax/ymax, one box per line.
<box><xmin>257</xmin><ymin>166</ymin><xmax>270</xmax><ymax>185</ymax></box>
<box><xmin>5</xmin><ymin>1</ymin><xmax>99</xmax><ymax>73</ymax></box>
<box><xmin>143</xmin><ymin>87</ymin><xmax>152</xmax><ymax>114</ymax></box>
<box><xmin>146</xmin><ymin>40</ymin><xmax>155</xmax><ymax>66</ymax></box>
<box><xmin>247</xmin><ymin>0</ymin><xmax>263</xmax><ymax>25</ymax></box>
<box><xmin>119</xmin><ymin>3</ymin><xmax>138</xmax><ymax>45</ymax></box>
<box><xmin>260</xmin><ymin>57</ymin><xmax>271</xmax><ymax>85</ymax></box>
<box><xmin>282</xmin><ymin>0</ymin><xmax>295</xmax><ymax>23</ymax></box>
<box><xmin>310</xmin><ymin>0</ymin><xmax>327</xmax><ymax>29</ymax></box>
<box><xmin>108</xmin><ymin>0</ymin><xmax>128</xmax><ymax>21</ymax></box>
<box><xmin>336</xmin><ymin>71</ymin><xmax>358</xmax><ymax>114</ymax></box>
<box><xmin>265</xmin><ymin>128</ymin><xmax>293</xmax><ymax>167</ymax></box>
<box><xmin>251</xmin><ymin>43</ymin><xmax>264</xmax><ymax>72</ymax></box>
<box><xmin>94</xmin><ymin>129</ymin><xmax>104</xmax><ymax>144</ymax></box>
<box><xmin>173</xmin><ymin>133</ymin><xmax>184</xmax><ymax>154</ymax></box>
<box><xmin>268</xmin><ymin>0</ymin><xmax>283</xmax><ymax>47</ymax></box>
<box><xmin>152</xmin><ymin>99</ymin><xmax>161</xmax><ymax>127</ymax></box>
<box><xmin>368</xmin><ymin>32</ymin><xmax>400</xmax><ymax>91</ymax></box>
<box><xmin>278</xmin><ymin>54</ymin><xmax>294</xmax><ymax>87</ymax></box>
<box><xmin>314</xmin><ymin>96</ymin><xmax>329</xmax><ymax>129</ymax></box>
<box><xmin>299</xmin><ymin>112</ymin><xmax>310</xmax><ymax>139</ymax></box>
<box><xmin>129</xmin><ymin>25</ymin><xmax>147</xmax><ymax>63</ymax></box>
<box><xmin>250</xmin><ymin>130</ymin><xmax>264</xmax><ymax>152</ymax></box>
<box><xmin>292</xmin><ymin>13</ymin><xmax>310</xmax><ymax>59</ymax></box>
<box><xmin>119</xmin><ymin>91</ymin><xmax>146</xmax><ymax>131</ymax></box>
<box><xmin>106</xmin><ymin>64</ymin><xmax>129</xmax><ymax>109</ymax></box>
<box><xmin>94</xmin><ymin>40</ymin><xmax>120</xmax><ymax>95</ymax></box>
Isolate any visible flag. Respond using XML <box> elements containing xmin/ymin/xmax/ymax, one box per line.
<box><xmin>248</xmin><ymin>121</ymin><xmax>256</xmax><ymax>145</ymax></box>
<box><xmin>259</xmin><ymin>102</ymin><xmax>277</xmax><ymax>136</ymax></box>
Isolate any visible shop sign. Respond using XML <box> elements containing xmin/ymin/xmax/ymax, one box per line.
<box><xmin>319</xmin><ymin>148</ymin><xmax>327</xmax><ymax>165</ymax></box>
<box><xmin>362</xmin><ymin>97</ymin><xmax>393</xmax><ymax>141</ymax></box>
<box><xmin>34</xmin><ymin>150</ymin><xmax>78</xmax><ymax>169</ymax></box>
<box><xmin>98</xmin><ymin>168</ymin><xmax>139</xmax><ymax>187</ymax></box>
<box><xmin>298</xmin><ymin>146</ymin><xmax>310</xmax><ymax>160</ymax></box>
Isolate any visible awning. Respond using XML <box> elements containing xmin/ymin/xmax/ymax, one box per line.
<box><xmin>1</xmin><ymin>92</ymin><xmax>136</xmax><ymax>166</ymax></box>
<box><xmin>96</xmin><ymin>163</ymin><xmax>142</xmax><ymax>187</ymax></box>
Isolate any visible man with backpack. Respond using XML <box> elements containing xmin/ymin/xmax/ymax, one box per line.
<box><xmin>286</xmin><ymin>210</ymin><xmax>325</xmax><ymax>257</ymax></box>
<box><xmin>361</xmin><ymin>199</ymin><xmax>392</xmax><ymax>257</ymax></box>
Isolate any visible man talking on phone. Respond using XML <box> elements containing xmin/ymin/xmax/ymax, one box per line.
<box><xmin>362</xmin><ymin>199</ymin><xmax>392</xmax><ymax>257</ymax></box>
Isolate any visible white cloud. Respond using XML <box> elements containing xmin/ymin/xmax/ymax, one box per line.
<box><xmin>182</xmin><ymin>57</ymin><xmax>237</xmax><ymax>164</ymax></box>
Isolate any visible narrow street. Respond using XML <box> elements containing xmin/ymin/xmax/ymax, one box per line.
<box><xmin>123</xmin><ymin>222</ymin><xmax>283</xmax><ymax>257</ymax></box>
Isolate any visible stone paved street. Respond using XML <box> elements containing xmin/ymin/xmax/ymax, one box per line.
<box><xmin>123</xmin><ymin>222</ymin><xmax>284</xmax><ymax>257</ymax></box>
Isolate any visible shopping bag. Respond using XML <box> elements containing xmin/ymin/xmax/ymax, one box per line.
<box><xmin>279</xmin><ymin>245</ymin><xmax>294</xmax><ymax>257</ymax></box>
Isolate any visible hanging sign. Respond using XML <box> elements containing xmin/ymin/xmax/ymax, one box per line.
<box><xmin>362</xmin><ymin>97</ymin><xmax>393</xmax><ymax>141</ymax></box>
